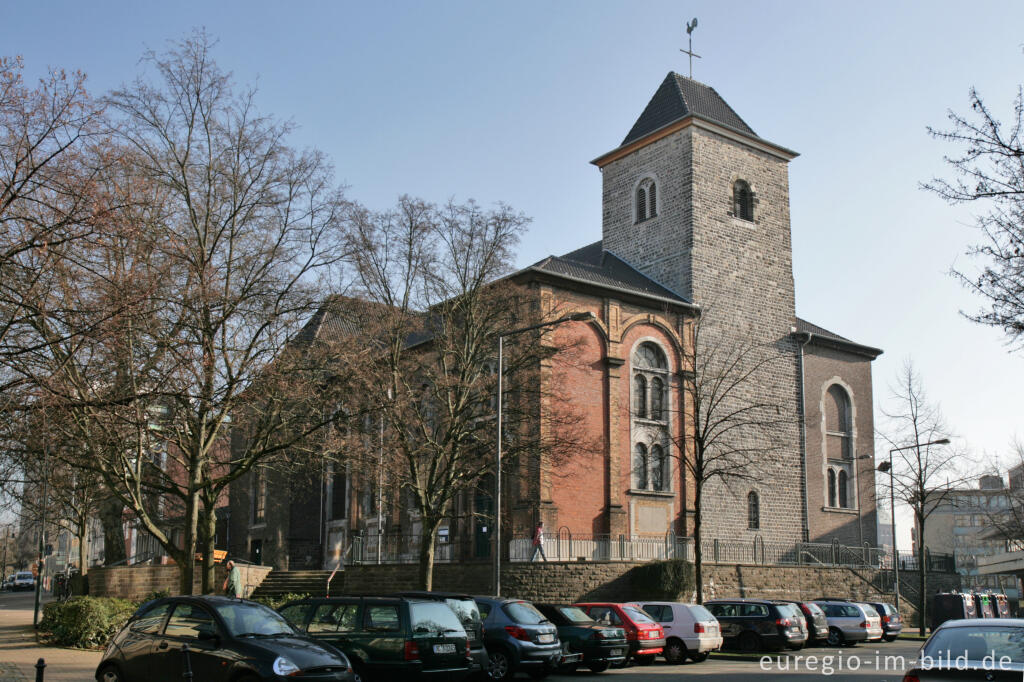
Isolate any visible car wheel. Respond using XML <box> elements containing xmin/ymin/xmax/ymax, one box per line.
<box><xmin>826</xmin><ymin>627</ymin><xmax>845</xmax><ymax>647</ymax></box>
<box><xmin>690</xmin><ymin>651</ymin><xmax>710</xmax><ymax>662</ymax></box>
<box><xmin>634</xmin><ymin>654</ymin><xmax>656</xmax><ymax>666</ymax></box>
<box><xmin>588</xmin><ymin>661</ymin><xmax>610</xmax><ymax>673</ymax></box>
<box><xmin>487</xmin><ymin>649</ymin><xmax>511</xmax><ymax>681</ymax></box>
<box><xmin>739</xmin><ymin>631</ymin><xmax>762</xmax><ymax>653</ymax></box>
<box><xmin>883</xmin><ymin>635</ymin><xmax>898</xmax><ymax>642</ymax></box>
<box><xmin>663</xmin><ymin>638</ymin><xmax>687</xmax><ymax>664</ymax></box>
<box><xmin>98</xmin><ymin>665</ymin><xmax>122</xmax><ymax>682</ymax></box>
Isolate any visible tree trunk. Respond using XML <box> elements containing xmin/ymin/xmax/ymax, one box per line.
<box><xmin>77</xmin><ymin>515</ymin><xmax>89</xmax><ymax>575</ymax></box>
<box><xmin>694</xmin><ymin>483</ymin><xmax>704</xmax><ymax>604</ymax></box>
<box><xmin>99</xmin><ymin>497</ymin><xmax>127</xmax><ymax>566</ymax></box>
<box><xmin>179</xmin><ymin>487</ymin><xmax>200</xmax><ymax>595</ymax></box>
<box><xmin>417</xmin><ymin>519</ymin><xmax>441</xmax><ymax>591</ymax></box>
<box><xmin>918</xmin><ymin>517</ymin><xmax>927</xmax><ymax>636</ymax></box>
<box><xmin>199</xmin><ymin>503</ymin><xmax>218</xmax><ymax>594</ymax></box>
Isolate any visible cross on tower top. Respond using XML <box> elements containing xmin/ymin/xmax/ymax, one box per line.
<box><xmin>680</xmin><ymin>18</ymin><xmax>701</xmax><ymax>79</ymax></box>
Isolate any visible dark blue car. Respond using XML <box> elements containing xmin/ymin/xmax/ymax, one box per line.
<box><xmin>474</xmin><ymin>596</ymin><xmax>561</xmax><ymax>681</ymax></box>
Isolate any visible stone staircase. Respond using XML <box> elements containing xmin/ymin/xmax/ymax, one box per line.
<box><xmin>249</xmin><ymin>570</ymin><xmax>338</xmax><ymax>600</ymax></box>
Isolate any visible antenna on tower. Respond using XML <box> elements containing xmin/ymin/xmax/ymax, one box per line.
<box><xmin>680</xmin><ymin>17</ymin><xmax>701</xmax><ymax>79</ymax></box>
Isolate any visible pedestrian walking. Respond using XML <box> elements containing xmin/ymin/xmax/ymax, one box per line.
<box><xmin>530</xmin><ymin>521</ymin><xmax>547</xmax><ymax>562</ymax></box>
<box><xmin>222</xmin><ymin>559</ymin><xmax>243</xmax><ymax>598</ymax></box>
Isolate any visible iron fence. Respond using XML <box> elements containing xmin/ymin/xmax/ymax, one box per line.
<box><xmin>346</xmin><ymin>529</ymin><xmax>955</xmax><ymax>572</ymax></box>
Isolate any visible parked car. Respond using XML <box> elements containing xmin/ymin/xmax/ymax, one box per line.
<box><xmin>2</xmin><ymin>575</ymin><xmax>13</xmax><ymax>591</ymax></box>
<box><xmin>705</xmin><ymin>599</ymin><xmax>807</xmax><ymax>652</ymax></box>
<box><xmin>95</xmin><ymin>595</ymin><xmax>353</xmax><ymax>682</ymax></box>
<box><xmin>533</xmin><ymin>603</ymin><xmax>627</xmax><ymax>673</ymax></box>
<box><xmin>902</xmin><ymin>618</ymin><xmax>1024</xmax><ymax>680</ymax></box>
<box><xmin>393</xmin><ymin>592</ymin><xmax>489</xmax><ymax>678</ymax></box>
<box><xmin>280</xmin><ymin>595</ymin><xmax>472</xmax><ymax>681</ymax></box>
<box><xmin>773</xmin><ymin>600</ymin><xmax>829</xmax><ymax>646</ymax></box>
<box><xmin>573</xmin><ymin>602</ymin><xmax>665</xmax><ymax>665</ymax></box>
<box><xmin>864</xmin><ymin>601</ymin><xmax>902</xmax><ymax>641</ymax></box>
<box><xmin>635</xmin><ymin>601</ymin><xmax>722</xmax><ymax>663</ymax></box>
<box><xmin>931</xmin><ymin>592</ymin><xmax>979</xmax><ymax>631</ymax></box>
<box><xmin>474</xmin><ymin>596</ymin><xmax>562</xmax><ymax>681</ymax></box>
<box><xmin>13</xmin><ymin>571</ymin><xmax>34</xmax><ymax>591</ymax></box>
<box><xmin>813</xmin><ymin>600</ymin><xmax>883</xmax><ymax>646</ymax></box>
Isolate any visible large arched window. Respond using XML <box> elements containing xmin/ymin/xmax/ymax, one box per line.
<box><xmin>747</xmin><ymin>491</ymin><xmax>760</xmax><ymax>530</ymax></box>
<box><xmin>733</xmin><ymin>180</ymin><xmax>754</xmax><ymax>221</ymax></box>
<box><xmin>825</xmin><ymin>385</ymin><xmax>853</xmax><ymax>460</ymax></box>
<box><xmin>651</xmin><ymin>444</ymin><xmax>665</xmax><ymax>491</ymax></box>
<box><xmin>838</xmin><ymin>470</ymin><xmax>849</xmax><ymax>508</ymax></box>
<box><xmin>634</xmin><ymin>443</ymin><xmax>649</xmax><ymax>490</ymax></box>
<box><xmin>636</xmin><ymin>179</ymin><xmax>657</xmax><ymax>223</ymax></box>
<box><xmin>827</xmin><ymin>469</ymin><xmax>837</xmax><ymax>508</ymax></box>
<box><xmin>633</xmin><ymin>374</ymin><xmax>648</xmax><ymax>418</ymax></box>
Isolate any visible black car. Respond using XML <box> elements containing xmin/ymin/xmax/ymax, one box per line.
<box><xmin>705</xmin><ymin>599</ymin><xmax>807</xmax><ymax>652</ymax></box>
<box><xmin>280</xmin><ymin>596</ymin><xmax>472</xmax><ymax>681</ymax></box>
<box><xmin>863</xmin><ymin>601</ymin><xmax>902</xmax><ymax>641</ymax></box>
<box><xmin>95</xmin><ymin>595</ymin><xmax>353</xmax><ymax>682</ymax></box>
<box><xmin>534</xmin><ymin>604</ymin><xmax>627</xmax><ymax>673</ymax></box>
<box><xmin>393</xmin><ymin>591</ymin><xmax>489</xmax><ymax>678</ymax></box>
<box><xmin>474</xmin><ymin>596</ymin><xmax>562</xmax><ymax>681</ymax></box>
<box><xmin>773</xmin><ymin>600</ymin><xmax>829</xmax><ymax>645</ymax></box>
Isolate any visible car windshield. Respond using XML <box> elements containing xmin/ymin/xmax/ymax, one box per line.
<box><xmin>212</xmin><ymin>601</ymin><xmax>295</xmax><ymax>637</ymax></box>
<box><xmin>623</xmin><ymin>606</ymin><xmax>657</xmax><ymax>624</ymax></box>
<box><xmin>556</xmin><ymin>607</ymin><xmax>594</xmax><ymax>624</ymax></box>
<box><xmin>807</xmin><ymin>603</ymin><xmax>825</xmax><ymax>617</ymax></box>
<box><xmin>444</xmin><ymin>598</ymin><xmax>482</xmax><ymax>627</ymax></box>
<box><xmin>412</xmin><ymin>603</ymin><xmax>465</xmax><ymax>634</ymax></box>
<box><xmin>775</xmin><ymin>604</ymin><xmax>802</xmax><ymax>620</ymax></box>
<box><xmin>923</xmin><ymin>626</ymin><xmax>1024</xmax><ymax>663</ymax></box>
<box><xmin>859</xmin><ymin>604</ymin><xmax>879</xmax><ymax>618</ymax></box>
<box><xmin>16</xmin><ymin>573</ymin><xmax>32</xmax><ymax>580</ymax></box>
<box><xmin>504</xmin><ymin>601</ymin><xmax>548</xmax><ymax>625</ymax></box>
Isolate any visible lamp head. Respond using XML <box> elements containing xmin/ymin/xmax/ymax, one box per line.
<box><xmin>877</xmin><ymin>461</ymin><xmax>892</xmax><ymax>473</ymax></box>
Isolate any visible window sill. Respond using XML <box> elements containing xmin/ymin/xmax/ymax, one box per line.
<box><xmin>730</xmin><ymin>215</ymin><xmax>756</xmax><ymax>228</ymax></box>
<box><xmin>633</xmin><ymin>417</ymin><xmax>668</xmax><ymax>427</ymax></box>
<box><xmin>820</xmin><ymin>506</ymin><xmax>859</xmax><ymax>515</ymax></box>
<box><xmin>249</xmin><ymin>522</ymin><xmax>267</xmax><ymax>529</ymax></box>
<box><xmin>628</xmin><ymin>488</ymin><xmax>674</xmax><ymax>498</ymax></box>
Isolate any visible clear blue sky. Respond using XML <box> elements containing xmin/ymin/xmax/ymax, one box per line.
<box><xmin>5</xmin><ymin>1</ymin><xmax>1023</xmax><ymax>547</ymax></box>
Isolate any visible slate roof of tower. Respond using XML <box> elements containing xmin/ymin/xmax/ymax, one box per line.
<box><xmin>526</xmin><ymin>240</ymin><xmax>692</xmax><ymax>305</ymax></box>
<box><xmin>622</xmin><ymin>72</ymin><xmax>757</xmax><ymax>146</ymax></box>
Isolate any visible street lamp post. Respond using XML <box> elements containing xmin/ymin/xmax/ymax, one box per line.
<box><xmin>494</xmin><ymin>311</ymin><xmax>594</xmax><ymax>596</ymax></box>
<box><xmin>877</xmin><ymin>437</ymin><xmax>950</xmax><ymax>613</ymax></box>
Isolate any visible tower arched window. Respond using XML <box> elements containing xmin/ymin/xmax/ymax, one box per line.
<box><xmin>838</xmin><ymin>469</ymin><xmax>849</xmax><ymax>508</ymax></box>
<box><xmin>827</xmin><ymin>469</ymin><xmax>837</xmax><ymax>508</ymax></box>
<box><xmin>748</xmin><ymin>491</ymin><xmax>760</xmax><ymax>530</ymax></box>
<box><xmin>636</xmin><ymin>179</ymin><xmax>657</xmax><ymax>223</ymax></box>
<box><xmin>634</xmin><ymin>443</ymin><xmax>649</xmax><ymax>490</ymax></box>
<box><xmin>825</xmin><ymin>385</ymin><xmax>853</xmax><ymax>460</ymax></box>
<box><xmin>733</xmin><ymin>180</ymin><xmax>754</xmax><ymax>221</ymax></box>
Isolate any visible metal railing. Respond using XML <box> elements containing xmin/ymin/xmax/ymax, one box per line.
<box><xmin>346</xmin><ymin>529</ymin><xmax>955</xmax><ymax>572</ymax></box>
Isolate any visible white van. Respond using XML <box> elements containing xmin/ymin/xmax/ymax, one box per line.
<box><xmin>636</xmin><ymin>601</ymin><xmax>723</xmax><ymax>663</ymax></box>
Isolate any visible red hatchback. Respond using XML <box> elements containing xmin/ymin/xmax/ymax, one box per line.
<box><xmin>573</xmin><ymin>602</ymin><xmax>666</xmax><ymax>665</ymax></box>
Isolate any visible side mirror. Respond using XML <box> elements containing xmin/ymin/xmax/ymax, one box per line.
<box><xmin>197</xmin><ymin>629</ymin><xmax>220</xmax><ymax>645</ymax></box>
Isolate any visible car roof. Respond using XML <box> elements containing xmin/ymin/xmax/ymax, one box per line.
<box><xmin>397</xmin><ymin>591</ymin><xmax>474</xmax><ymax>600</ymax></box>
<box><xmin>937</xmin><ymin>618</ymin><xmax>1024</xmax><ymax>629</ymax></box>
<box><xmin>705</xmin><ymin>598</ymin><xmax>774</xmax><ymax>604</ymax></box>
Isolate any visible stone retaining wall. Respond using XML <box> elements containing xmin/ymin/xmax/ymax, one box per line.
<box><xmin>87</xmin><ymin>563</ymin><xmax>272</xmax><ymax>600</ymax></box>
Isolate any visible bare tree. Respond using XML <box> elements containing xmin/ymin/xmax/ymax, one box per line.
<box><xmin>671</xmin><ymin>310</ymin><xmax>798</xmax><ymax>603</ymax></box>
<box><xmin>11</xmin><ymin>32</ymin><xmax>351</xmax><ymax>594</ymax></box>
<box><xmin>879</xmin><ymin>360</ymin><xmax>964</xmax><ymax>634</ymax></box>
<box><xmin>925</xmin><ymin>83</ymin><xmax>1024</xmax><ymax>349</ymax></box>
<box><xmin>342</xmin><ymin>195</ymin><xmax>591</xmax><ymax>589</ymax></box>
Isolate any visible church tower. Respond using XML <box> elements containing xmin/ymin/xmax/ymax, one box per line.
<box><xmin>592</xmin><ymin>73</ymin><xmax>806</xmax><ymax>543</ymax></box>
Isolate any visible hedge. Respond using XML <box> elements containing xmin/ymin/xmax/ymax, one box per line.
<box><xmin>39</xmin><ymin>597</ymin><xmax>139</xmax><ymax>649</ymax></box>
<box><xmin>628</xmin><ymin>559</ymin><xmax>696</xmax><ymax>601</ymax></box>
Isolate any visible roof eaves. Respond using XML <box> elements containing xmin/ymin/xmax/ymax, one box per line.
<box><xmin>791</xmin><ymin>330</ymin><xmax>883</xmax><ymax>359</ymax></box>
<box><xmin>521</xmin><ymin>265</ymin><xmax>700</xmax><ymax>313</ymax></box>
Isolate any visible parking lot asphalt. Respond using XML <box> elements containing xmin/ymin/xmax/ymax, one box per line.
<box><xmin>547</xmin><ymin>640</ymin><xmax>923</xmax><ymax>681</ymax></box>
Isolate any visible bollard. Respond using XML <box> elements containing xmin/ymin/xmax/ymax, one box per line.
<box><xmin>182</xmin><ymin>644</ymin><xmax>193</xmax><ymax>680</ymax></box>
<box><xmin>35</xmin><ymin>658</ymin><xmax>45</xmax><ymax>682</ymax></box>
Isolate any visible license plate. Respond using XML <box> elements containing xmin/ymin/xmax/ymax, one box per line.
<box><xmin>433</xmin><ymin>643</ymin><xmax>456</xmax><ymax>654</ymax></box>
<box><xmin>537</xmin><ymin>633</ymin><xmax>554</xmax><ymax>643</ymax></box>
<box><xmin>610</xmin><ymin>648</ymin><xmax>623</xmax><ymax>656</ymax></box>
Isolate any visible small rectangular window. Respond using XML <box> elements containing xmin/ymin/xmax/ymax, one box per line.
<box><xmin>364</xmin><ymin>605</ymin><xmax>401</xmax><ymax>632</ymax></box>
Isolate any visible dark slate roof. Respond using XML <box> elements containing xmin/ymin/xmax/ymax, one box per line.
<box><xmin>793</xmin><ymin>317</ymin><xmax>882</xmax><ymax>358</ymax></box>
<box><xmin>525</xmin><ymin>240</ymin><xmax>692</xmax><ymax>306</ymax></box>
<box><xmin>622</xmin><ymin>72</ymin><xmax>756</xmax><ymax>146</ymax></box>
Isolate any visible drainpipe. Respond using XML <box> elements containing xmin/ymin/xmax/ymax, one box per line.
<box><xmin>795</xmin><ymin>330</ymin><xmax>812</xmax><ymax>543</ymax></box>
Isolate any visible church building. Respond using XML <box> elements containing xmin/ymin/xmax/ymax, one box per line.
<box><xmin>229</xmin><ymin>72</ymin><xmax>883</xmax><ymax>569</ymax></box>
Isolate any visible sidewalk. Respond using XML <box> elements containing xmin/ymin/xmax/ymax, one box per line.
<box><xmin>0</xmin><ymin>592</ymin><xmax>101</xmax><ymax>681</ymax></box>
